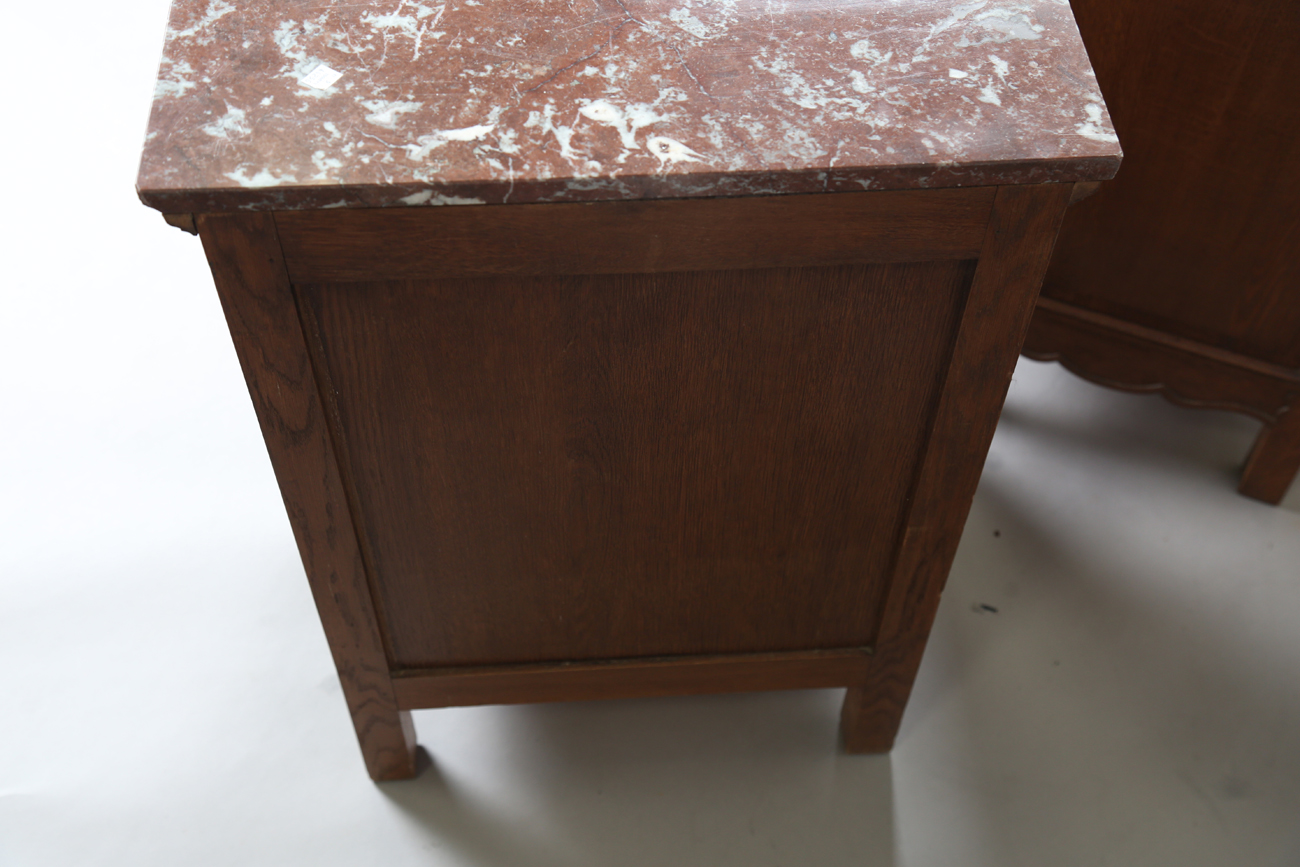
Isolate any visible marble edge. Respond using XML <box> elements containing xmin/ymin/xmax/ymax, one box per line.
<box><xmin>137</xmin><ymin>153</ymin><xmax>1120</xmax><ymax>214</ymax></box>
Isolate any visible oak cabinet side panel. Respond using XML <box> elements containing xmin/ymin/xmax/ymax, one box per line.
<box><xmin>299</xmin><ymin>260</ymin><xmax>975</xmax><ymax>668</ymax></box>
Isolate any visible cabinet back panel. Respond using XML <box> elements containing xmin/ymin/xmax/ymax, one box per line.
<box><xmin>300</xmin><ymin>260</ymin><xmax>973</xmax><ymax>667</ymax></box>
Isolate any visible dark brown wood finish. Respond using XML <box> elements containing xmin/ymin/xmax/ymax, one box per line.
<box><xmin>1032</xmin><ymin>0</ymin><xmax>1300</xmax><ymax>503</ymax></box>
<box><xmin>191</xmin><ymin>183</ymin><xmax>1079</xmax><ymax>778</ymax></box>
<box><xmin>1024</xmin><ymin>297</ymin><xmax>1300</xmax><ymax>420</ymax></box>
<box><xmin>298</xmin><ymin>257</ymin><xmax>973</xmax><ymax>669</ymax></box>
<box><xmin>162</xmin><ymin>213</ymin><xmax>197</xmax><ymax>235</ymax></box>
<box><xmin>841</xmin><ymin>639</ymin><xmax>918</xmax><ymax>754</ymax></box>
<box><xmin>197</xmin><ymin>213</ymin><xmax>418</xmax><ymax>781</ymax></box>
<box><xmin>1240</xmin><ymin>408</ymin><xmax>1300</xmax><ymax>505</ymax></box>
<box><xmin>391</xmin><ymin>648</ymin><xmax>873</xmax><ymax>709</ymax></box>
<box><xmin>841</xmin><ymin>183</ymin><xmax>1073</xmax><ymax>752</ymax></box>
<box><xmin>1024</xmin><ymin>297</ymin><xmax>1300</xmax><ymax>502</ymax></box>
<box><xmin>274</xmin><ymin>188</ymin><xmax>994</xmax><ymax>282</ymax></box>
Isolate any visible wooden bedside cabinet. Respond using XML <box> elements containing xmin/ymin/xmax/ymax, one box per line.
<box><xmin>1027</xmin><ymin>0</ymin><xmax>1300</xmax><ymax>504</ymax></box>
<box><xmin>138</xmin><ymin>0</ymin><xmax>1119</xmax><ymax>780</ymax></box>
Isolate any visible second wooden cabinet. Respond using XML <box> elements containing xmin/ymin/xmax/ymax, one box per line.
<box><xmin>1025</xmin><ymin>0</ymin><xmax>1300</xmax><ymax>504</ymax></box>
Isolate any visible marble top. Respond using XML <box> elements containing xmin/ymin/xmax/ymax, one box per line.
<box><xmin>137</xmin><ymin>0</ymin><xmax>1121</xmax><ymax>212</ymax></box>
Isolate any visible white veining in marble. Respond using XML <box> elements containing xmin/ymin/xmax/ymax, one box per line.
<box><xmin>139</xmin><ymin>0</ymin><xmax>1121</xmax><ymax>211</ymax></box>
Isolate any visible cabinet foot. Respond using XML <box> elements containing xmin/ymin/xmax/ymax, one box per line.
<box><xmin>355</xmin><ymin>708</ymin><xmax>420</xmax><ymax>782</ymax></box>
<box><xmin>839</xmin><ymin>637</ymin><xmax>927</xmax><ymax>754</ymax></box>
<box><xmin>1239</xmin><ymin>408</ymin><xmax>1300</xmax><ymax>505</ymax></box>
<box><xmin>840</xmin><ymin>686</ymin><xmax>904</xmax><ymax>754</ymax></box>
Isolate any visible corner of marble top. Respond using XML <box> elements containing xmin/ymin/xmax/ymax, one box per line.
<box><xmin>137</xmin><ymin>0</ymin><xmax>1121</xmax><ymax>214</ymax></box>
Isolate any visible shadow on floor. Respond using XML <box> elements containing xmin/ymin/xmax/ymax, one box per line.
<box><xmin>925</xmin><ymin>377</ymin><xmax>1300</xmax><ymax>862</ymax></box>
<box><xmin>380</xmin><ymin>689</ymin><xmax>898</xmax><ymax>867</ymax></box>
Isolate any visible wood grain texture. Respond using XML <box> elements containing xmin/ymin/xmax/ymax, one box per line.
<box><xmin>197</xmin><ymin>212</ymin><xmax>418</xmax><ymax>782</ymax></box>
<box><xmin>1032</xmin><ymin>0</ymin><xmax>1300</xmax><ymax>504</ymax></box>
<box><xmin>1024</xmin><ymin>297</ymin><xmax>1300</xmax><ymax>504</ymax></box>
<box><xmin>1023</xmin><ymin>297</ymin><xmax>1300</xmax><ymax>423</ymax></box>
<box><xmin>392</xmin><ymin>648</ymin><xmax>872</xmax><ymax>709</ymax></box>
<box><xmin>843</xmin><ymin>183</ymin><xmax>1073</xmax><ymax>748</ymax></box>
<box><xmin>840</xmin><ymin>636</ymin><xmax>926</xmax><ymax>753</ymax></box>
<box><xmin>194</xmin><ymin>179</ymin><xmax>1075</xmax><ymax>772</ymax></box>
<box><xmin>1044</xmin><ymin>0</ymin><xmax>1300</xmax><ymax>368</ymax></box>
<box><xmin>300</xmin><ymin>260</ymin><xmax>974</xmax><ymax>668</ymax></box>
<box><xmin>274</xmin><ymin>188</ymin><xmax>995</xmax><ymax>282</ymax></box>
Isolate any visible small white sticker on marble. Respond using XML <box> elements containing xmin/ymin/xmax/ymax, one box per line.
<box><xmin>301</xmin><ymin>64</ymin><xmax>343</xmax><ymax>90</ymax></box>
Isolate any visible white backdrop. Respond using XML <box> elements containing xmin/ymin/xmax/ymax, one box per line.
<box><xmin>1</xmin><ymin>2</ymin><xmax>1298</xmax><ymax>864</ymax></box>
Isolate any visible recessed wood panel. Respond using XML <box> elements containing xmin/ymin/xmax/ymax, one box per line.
<box><xmin>1045</xmin><ymin>0</ymin><xmax>1300</xmax><ymax>366</ymax></box>
<box><xmin>299</xmin><ymin>260</ymin><xmax>973</xmax><ymax>668</ymax></box>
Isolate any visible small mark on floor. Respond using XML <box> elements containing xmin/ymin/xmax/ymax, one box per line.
<box><xmin>972</xmin><ymin>603</ymin><xmax>999</xmax><ymax>614</ymax></box>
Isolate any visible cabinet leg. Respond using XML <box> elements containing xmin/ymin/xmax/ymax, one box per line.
<box><xmin>840</xmin><ymin>637</ymin><xmax>926</xmax><ymax>754</ymax></box>
<box><xmin>840</xmin><ymin>686</ymin><xmax>903</xmax><ymax>753</ymax></box>
<box><xmin>1239</xmin><ymin>408</ymin><xmax>1300</xmax><ymax>505</ymax></box>
<box><xmin>352</xmin><ymin>706</ymin><xmax>419</xmax><ymax>782</ymax></box>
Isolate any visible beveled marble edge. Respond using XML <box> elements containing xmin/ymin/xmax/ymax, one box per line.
<box><xmin>139</xmin><ymin>0</ymin><xmax>1121</xmax><ymax>214</ymax></box>
<box><xmin>139</xmin><ymin>154</ymin><xmax>1117</xmax><ymax>213</ymax></box>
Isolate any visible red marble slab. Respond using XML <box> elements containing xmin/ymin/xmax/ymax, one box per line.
<box><xmin>137</xmin><ymin>0</ymin><xmax>1121</xmax><ymax>212</ymax></box>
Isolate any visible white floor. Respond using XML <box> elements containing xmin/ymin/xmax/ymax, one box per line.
<box><xmin>2</xmin><ymin>3</ymin><xmax>1298</xmax><ymax>864</ymax></box>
